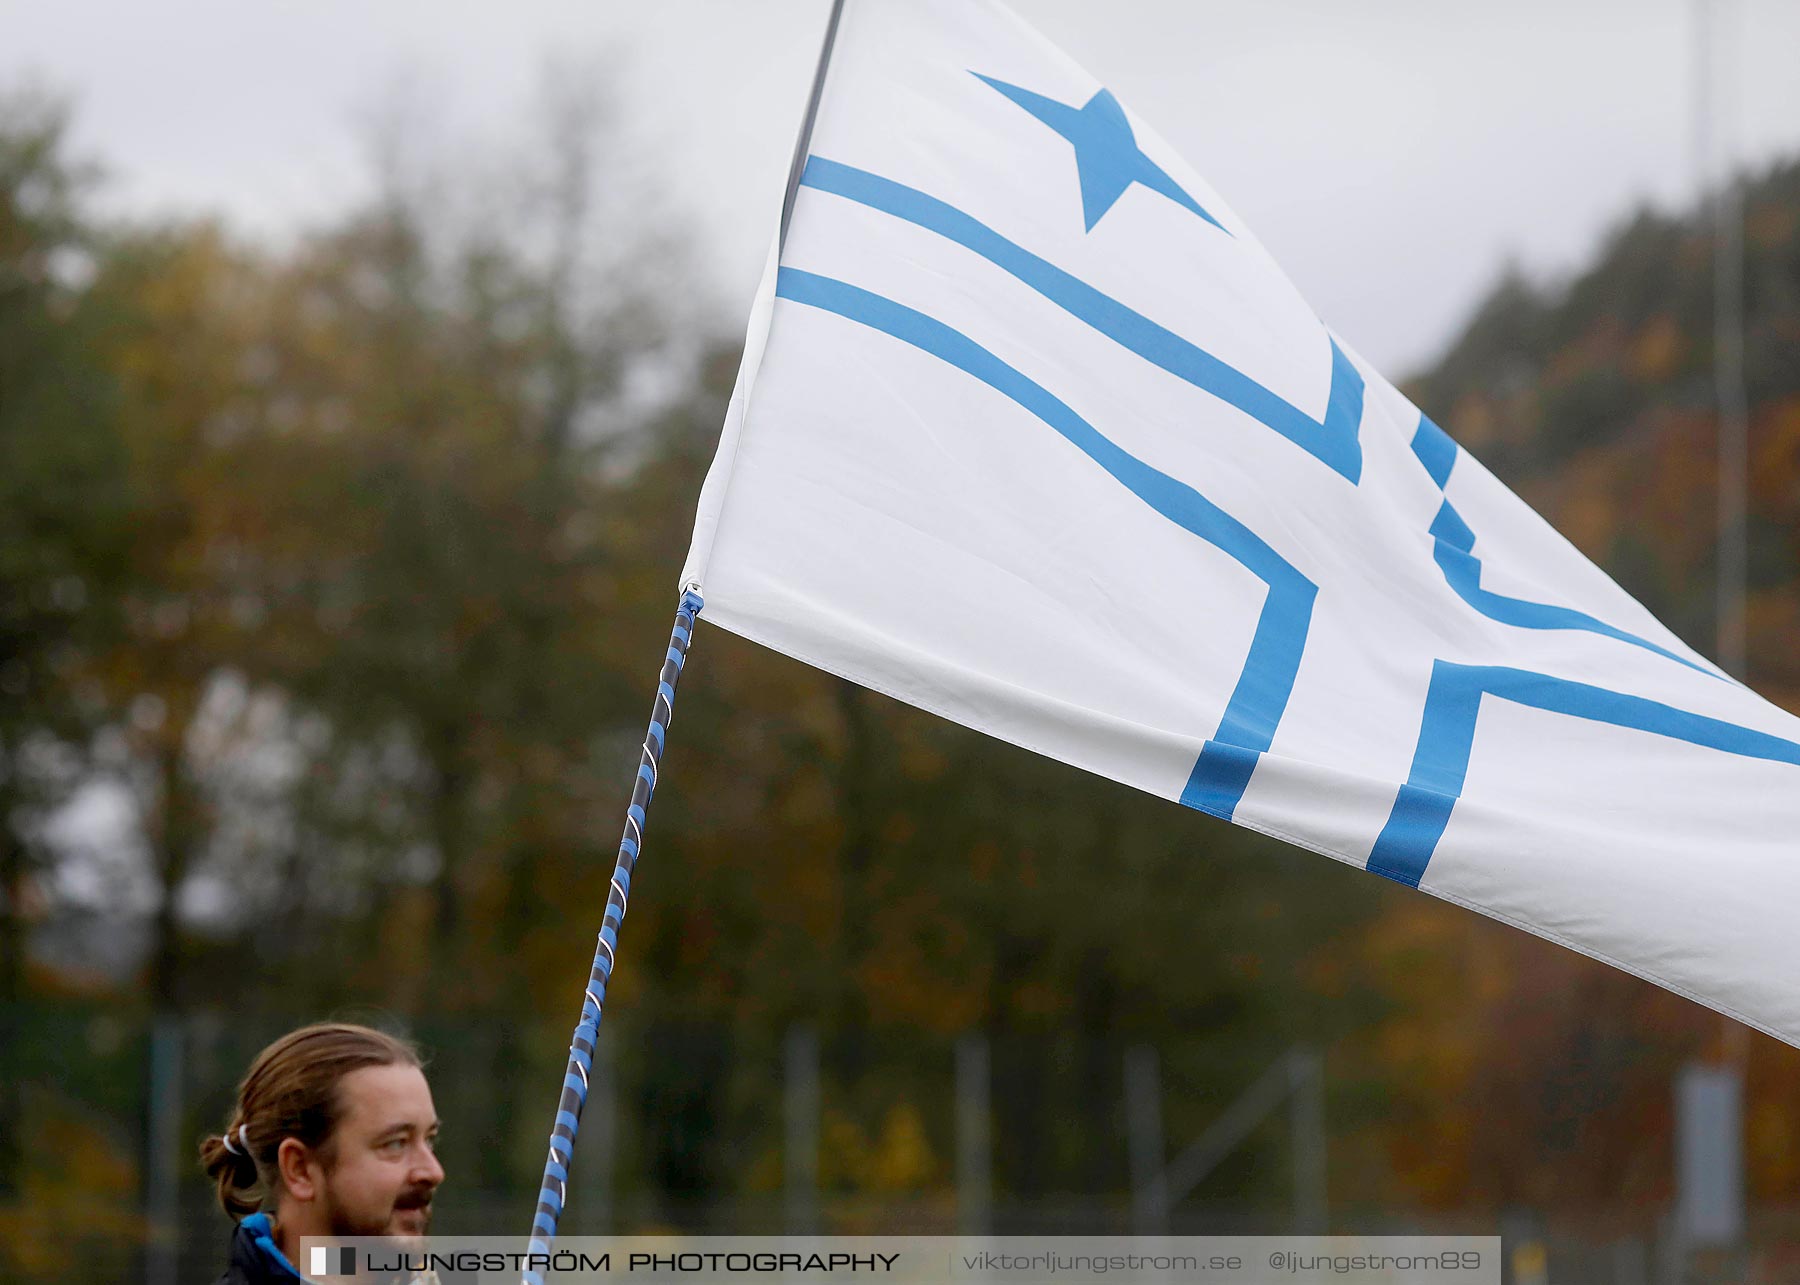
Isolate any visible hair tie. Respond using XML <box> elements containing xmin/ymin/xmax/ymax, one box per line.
<box><xmin>222</xmin><ymin>1123</ymin><xmax>248</xmax><ymax>1157</ymax></box>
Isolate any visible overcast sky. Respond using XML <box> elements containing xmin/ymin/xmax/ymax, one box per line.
<box><xmin>6</xmin><ymin>0</ymin><xmax>1799</xmax><ymax>377</ymax></box>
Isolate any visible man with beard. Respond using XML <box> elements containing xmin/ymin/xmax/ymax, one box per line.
<box><xmin>202</xmin><ymin>1022</ymin><xmax>446</xmax><ymax>1283</ymax></box>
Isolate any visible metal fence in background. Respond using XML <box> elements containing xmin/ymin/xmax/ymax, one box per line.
<box><xmin>0</xmin><ymin>1001</ymin><xmax>1784</xmax><ymax>1285</ymax></box>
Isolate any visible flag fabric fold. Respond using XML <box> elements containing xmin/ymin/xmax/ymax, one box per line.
<box><xmin>682</xmin><ymin>0</ymin><xmax>1800</xmax><ymax>1043</ymax></box>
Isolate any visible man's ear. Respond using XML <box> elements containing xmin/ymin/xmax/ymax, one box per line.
<box><xmin>277</xmin><ymin>1137</ymin><xmax>320</xmax><ymax>1202</ymax></box>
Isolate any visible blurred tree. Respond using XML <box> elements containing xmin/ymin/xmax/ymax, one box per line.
<box><xmin>168</xmin><ymin>70</ymin><xmax>699</xmax><ymax>1194</ymax></box>
<box><xmin>0</xmin><ymin>88</ymin><xmax>131</xmax><ymax>1199</ymax></box>
<box><xmin>84</xmin><ymin>221</ymin><xmax>277</xmax><ymax>1015</ymax></box>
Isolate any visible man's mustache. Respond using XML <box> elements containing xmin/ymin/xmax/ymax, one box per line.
<box><xmin>394</xmin><ymin>1185</ymin><xmax>436</xmax><ymax>1212</ymax></box>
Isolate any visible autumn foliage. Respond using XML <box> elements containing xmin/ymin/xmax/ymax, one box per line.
<box><xmin>2</xmin><ymin>82</ymin><xmax>1799</xmax><ymax>1271</ymax></box>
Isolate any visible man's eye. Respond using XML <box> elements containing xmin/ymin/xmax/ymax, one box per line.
<box><xmin>382</xmin><ymin>1138</ymin><xmax>407</xmax><ymax>1154</ymax></box>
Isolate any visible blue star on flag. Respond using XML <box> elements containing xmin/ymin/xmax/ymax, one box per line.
<box><xmin>974</xmin><ymin>73</ymin><xmax>1227</xmax><ymax>235</ymax></box>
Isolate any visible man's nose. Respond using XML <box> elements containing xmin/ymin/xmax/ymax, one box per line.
<box><xmin>415</xmin><ymin>1144</ymin><xmax>445</xmax><ymax>1187</ymax></box>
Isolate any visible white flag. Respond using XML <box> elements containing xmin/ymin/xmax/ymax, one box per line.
<box><xmin>683</xmin><ymin>0</ymin><xmax>1800</xmax><ymax>1043</ymax></box>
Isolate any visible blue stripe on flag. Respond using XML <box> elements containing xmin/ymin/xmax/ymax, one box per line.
<box><xmin>1366</xmin><ymin>661</ymin><xmax>1800</xmax><ymax>887</ymax></box>
<box><xmin>801</xmin><ymin>157</ymin><xmax>1365</xmax><ymax>483</ymax></box>
<box><xmin>1409</xmin><ymin>414</ymin><xmax>1714</xmax><ymax>676</ymax></box>
<box><xmin>1428</xmin><ymin>500</ymin><xmax>1476</xmax><ymax>553</ymax></box>
<box><xmin>1410</xmin><ymin>414</ymin><xmax>1458</xmax><ymax>488</ymax></box>
<box><xmin>776</xmin><ymin>266</ymin><xmax>1314</xmax><ymax>820</ymax></box>
<box><xmin>1432</xmin><ymin>543</ymin><xmax>1703</xmax><ymax>669</ymax></box>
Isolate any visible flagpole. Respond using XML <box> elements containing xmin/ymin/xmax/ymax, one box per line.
<box><xmin>520</xmin><ymin>2</ymin><xmax>849</xmax><ymax>1272</ymax></box>
<box><xmin>521</xmin><ymin>587</ymin><xmax>701</xmax><ymax>1281</ymax></box>
<box><xmin>780</xmin><ymin>0</ymin><xmax>848</xmax><ymax>250</ymax></box>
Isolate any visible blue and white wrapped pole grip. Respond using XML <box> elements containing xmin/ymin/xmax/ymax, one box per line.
<box><xmin>523</xmin><ymin>587</ymin><xmax>703</xmax><ymax>1277</ymax></box>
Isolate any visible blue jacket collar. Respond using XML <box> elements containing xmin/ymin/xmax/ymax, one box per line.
<box><xmin>237</xmin><ymin>1212</ymin><xmax>306</xmax><ymax>1281</ymax></box>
